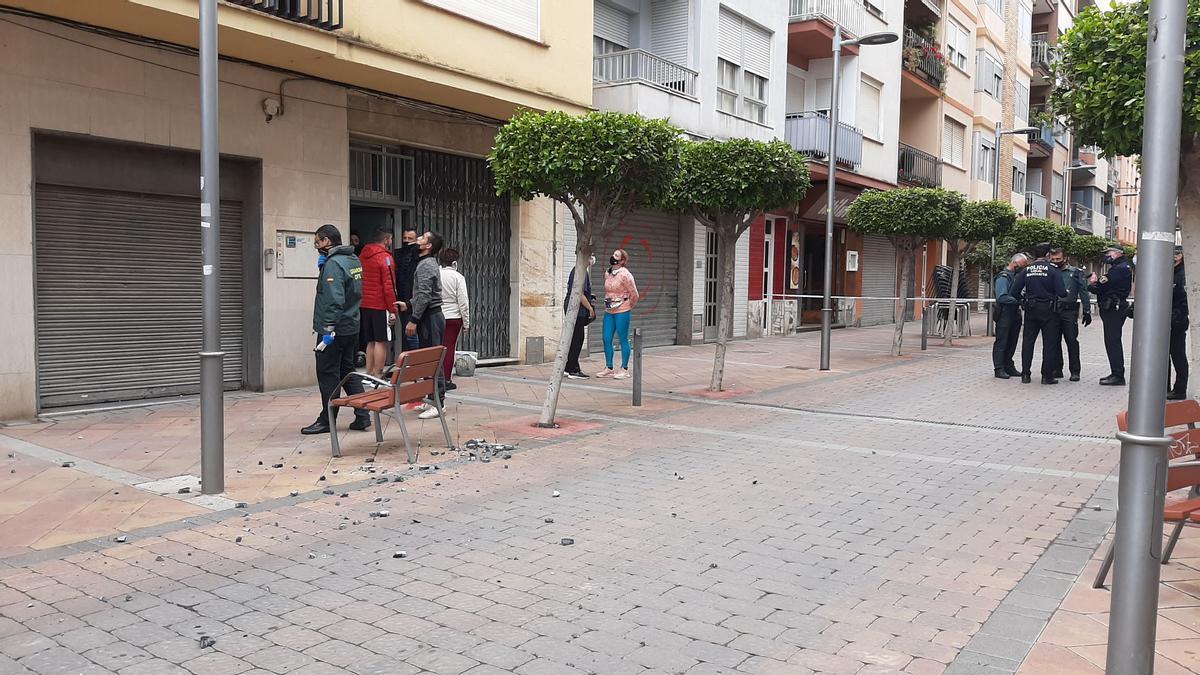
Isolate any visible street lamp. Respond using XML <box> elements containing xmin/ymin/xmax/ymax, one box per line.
<box><xmin>1062</xmin><ymin>160</ymin><xmax>1098</xmax><ymax>229</ymax></box>
<box><xmin>819</xmin><ymin>30</ymin><xmax>898</xmax><ymax>371</ymax></box>
<box><xmin>985</xmin><ymin>123</ymin><xmax>1038</xmax><ymax>337</ymax></box>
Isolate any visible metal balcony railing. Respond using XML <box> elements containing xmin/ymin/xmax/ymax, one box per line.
<box><xmin>1031</xmin><ymin>33</ymin><xmax>1052</xmax><ymax>71</ymax></box>
<box><xmin>593</xmin><ymin>49</ymin><xmax>699</xmax><ymax>98</ymax></box>
<box><xmin>790</xmin><ymin>0</ymin><xmax>865</xmax><ymax>38</ymax></box>
<box><xmin>902</xmin><ymin>29</ymin><xmax>947</xmax><ymax>88</ymax></box>
<box><xmin>785</xmin><ymin>112</ymin><xmax>863</xmax><ymax>169</ymax></box>
<box><xmin>226</xmin><ymin>0</ymin><xmax>344</xmax><ymax>30</ymax></box>
<box><xmin>1025</xmin><ymin>192</ymin><xmax>1048</xmax><ymax>218</ymax></box>
<box><xmin>1030</xmin><ymin>124</ymin><xmax>1055</xmax><ymax>151</ymax></box>
<box><xmin>898</xmin><ymin>143</ymin><xmax>942</xmax><ymax>188</ymax></box>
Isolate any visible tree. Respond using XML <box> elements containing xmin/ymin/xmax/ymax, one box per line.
<box><xmin>490</xmin><ymin>110</ymin><xmax>682</xmax><ymax>426</ymax></box>
<box><xmin>666</xmin><ymin>138</ymin><xmax>810</xmax><ymax>391</ymax></box>
<box><xmin>1052</xmin><ymin>0</ymin><xmax>1200</xmax><ymax>380</ymax></box>
<box><xmin>1000</xmin><ymin>217</ymin><xmax>1075</xmax><ymax>259</ymax></box>
<box><xmin>847</xmin><ymin>188</ymin><xmax>964</xmax><ymax>355</ymax></box>
<box><xmin>1067</xmin><ymin>234</ymin><xmax>1115</xmax><ymax>267</ymax></box>
<box><xmin>944</xmin><ymin>200</ymin><xmax>1017</xmax><ymax>345</ymax></box>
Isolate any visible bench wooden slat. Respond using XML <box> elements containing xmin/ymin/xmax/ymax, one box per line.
<box><xmin>1167</xmin><ymin>497</ymin><xmax>1200</xmax><ymax>520</ymax></box>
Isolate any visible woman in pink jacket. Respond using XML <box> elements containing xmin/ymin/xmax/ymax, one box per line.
<box><xmin>597</xmin><ymin>248</ymin><xmax>639</xmax><ymax>379</ymax></box>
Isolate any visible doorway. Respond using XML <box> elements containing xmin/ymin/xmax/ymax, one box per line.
<box><xmin>704</xmin><ymin>230</ymin><xmax>719</xmax><ymax>341</ymax></box>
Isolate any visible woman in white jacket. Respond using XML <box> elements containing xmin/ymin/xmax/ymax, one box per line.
<box><xmin>438</xmin><ymin>248</ymin><xmax>470</xmax><ymax>391</ymax></box>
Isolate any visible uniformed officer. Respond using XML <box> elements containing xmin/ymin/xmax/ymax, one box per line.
<box><xmin>1169</xmin><ymin>246</ymin><xmax>1189</xmax><ymax>400</ymax></box>
<box><xmin>1048</xmin><ymin>247</ymin><xmax>1093</xmax><ymax>382</ymax></box>
<box><xmin>1088</xmin><ymin>246</ymin><xmax>1134</xmax><ymax>386</ymax></box>
<box><xmin>992</xmin><ymin>253</ymin><xmax>1030</xmax><ymax>379</ymax></box>
<box><xmin>1010</xmin><ymin>242</ymin><xmax>1066</xmax><ymax>384</ymax></box>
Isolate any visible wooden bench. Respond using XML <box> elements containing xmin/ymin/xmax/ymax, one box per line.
<box><xmin>1093</xmin><ymin>400</ymin><xmax>1200</xmax><ymax>588</ymax></box>
<box><xmin>326</xmin><ymin>346</ymin><xmax>452</xmax><ymax>461</ymax></box>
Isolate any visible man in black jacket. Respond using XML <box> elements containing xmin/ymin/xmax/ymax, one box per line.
<box><xmin>1089</xmin><ymin>246</ymin><xmax>1134</xmax><ymax>385</ymax></box>
<box><xmin>393</xmin><ymin>227</ymin><xmax>420</xmax><ymax>352</ymax></box>
<box><xmin>1170</xmin><ymin>246</ymin><xmax>1190</xmax><ymax>399</ymax></box>
<box><xmin>1011</xmin><ymin>243</ymin><xmax>1066</xmax><ymax>384</ymax></box>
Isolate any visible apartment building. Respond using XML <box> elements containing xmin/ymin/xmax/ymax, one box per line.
<box><xmin>1109</xmin><ymin>155</ymin><xmax>1142</xmax><ymax>246</ymax></box>
<box><xmin>0</xmin><ymin>0</ymin><xmax>591</xmax><ymax>419</ymax></box>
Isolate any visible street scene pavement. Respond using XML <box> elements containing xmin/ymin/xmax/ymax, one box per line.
<box><xmin>0</xmin><ymin>319</ymin><xmax>1191</xmax><ymax>674</ymax></box>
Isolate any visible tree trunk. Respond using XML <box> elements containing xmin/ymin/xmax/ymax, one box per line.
<box><xmin>710</xmin><ymin>227</ymin><xmax>739</xmax><ymax>392</ymax></box>
<box><xmin>893</xmin><ymin>251</ymin><xmax>913</xmax><ymax>357</ymax></box>
<box><xmin>943</xmin><ymin>243</ymin><xmax>961</xmax><ymax>347</ymax></box>
<box><xmin>537</xmin><ymin>227</ymin><xmax>591</xmax><ymax>427</ymax></box>
<box><xmin>1180</xmin><ymin>136</ymin><xmax>1200</xmax><ymax>393</ymax></box>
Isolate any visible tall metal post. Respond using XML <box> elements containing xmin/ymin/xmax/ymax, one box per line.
<box><xmin>988</xmin><ymin>122</ymin><xmax>1003</xmax><ymax>337</ymax></box>
<box><xmin>199</xmin><ymin>0</ymin><xmax>225</xmax><ymax>495</ymax></box>
<box><xmin>1105</xmin><ymin>0</ymin><xmax>1186</xmax><ymax>670</ymax></box>
<box><xmin>1062</xmin><ymin>158</ymin><xmax>1071</xmax><ymax>227</ymax></box>
<box><xmin>631</xmin><ymin>328</ymin><xmax>643</xmax><ymax>407</ymax></box>
<box><xmin>819</xmin><ymin>32</ymin><xmax>842</xmax><ymax>372</ymax></box>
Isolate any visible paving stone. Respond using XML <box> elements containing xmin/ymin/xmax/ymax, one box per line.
<box><xmin>1</xmin><ymin>630</ymin><xmax>60</xmax><ymax>659</ymax></box>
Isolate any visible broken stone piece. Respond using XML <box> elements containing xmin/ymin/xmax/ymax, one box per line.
<box><xmin>318</xmin><ymin>475</ymin><xmax>326</xmax><ymax>481</ymax></box>
<box><xmin>114</xmin><ymin>536</ymin><xmax>127</xmax><ymax>543</ymax></box>
<box><xmin>61</xmin><ymin>461</ymin><xmax>74</xmax><ymax>468</ymax></box>
<box><xmin>503</xmin><ymin>453</ymin><xmax>513</xmax><ymax>460</ymax></box>
<box><xmin>544</xmin><ymin>518</ymin><xmax>554</xmax><ymax>524</ymax></box>
<box><xmin>308</xmin><ymin>552</ymin><xmax>316</xmax><ymax>559</ymax></box>
<box><xmin>560</xmin><ymin>538</ymin><xmax>574</xmax><ymax>546</ymax></box>
<box><xmin>365</xmin><ymin>457</ymin><xmax>375</xmax><ymax>464</ymax></box>
<box><xmin>552</xmin><ymin>491</ymin><xmax>560</xmax><ymax>498</ymax></box>
<box><xmin>199</xmin><ymin>636</ymin><xmax>215</xmax><ymax>649</ymax></box>
<box><xmin>235</xmin><ymin>536</ymin><xmax>243</xmax><ymax>543</ymax></box>
<box><xmin>235</xmin><ymin>502</ymin><xmax>248</xmax><ymax>509</ymax></box>
<box><xmin>393</xmin><ymin>551</ymin><xmax>407</xmax><ymax>559</ymax></box>
<box><xmin>331</xmin><ymin>469</ymin><xmax>339</xmax><ymax>474</ymax></box>
<box><xmin>378</xmin><ymin>510</ymin><xmax>390</xmax><ymax>518</ymax></box>
<box><xmin>272</xmin><ymin>463</ymin><xmax>283</xmax><ymax>469</ymax></box>
<box><xmin>340</xmin><ymin>493</ymin><xmax>349</xmax><ymax>498</ymax></box>
<box><xmin>289</xmin><ymin>491</ymin><xmax>299</xmax><ymax>497</ymax></box>
<box><xmin>322</xmin><ymin>489</ymin><xmax>334</xmax><ymax>495</ymax></box>
<box><xmin>709</xmin><ymin>563</ymin><xmax>718</xmax><ymax>569</ymax></box>
<box><xmin>178</xmin><ymin>487</ymin><xmax>191</xmax><ymax>494</ymax></box>
<box><xmin>155</xmin><ymin>556</ymin><xmax>164</xmax><ymax>562</ymax></box>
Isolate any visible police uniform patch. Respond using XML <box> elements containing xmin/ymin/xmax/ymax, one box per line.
<box><xmin>326</xmin><ymin>277</ymin><xmax>334</xmax><ymax>282</ymax></box>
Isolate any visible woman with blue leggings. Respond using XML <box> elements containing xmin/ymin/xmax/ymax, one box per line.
<box><xmin>597</xmin><ymin>249</ymin><xmax>639</xmax><ymax>379</ymax></box>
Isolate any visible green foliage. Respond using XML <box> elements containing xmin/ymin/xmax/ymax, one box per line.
<box><xmin>1067</xmin><ymin>234</ymin><xmax>1115</xmax><ymax>263</ymax></box>
<box><xmin>999</xmin><ymin>218</ymin><xmax>1075</xmax><ymax>257</ymax></box>
<box><xmin>489</xmin><ymin>110</ymin><xmax>683</xmax><ymax>211</ymax></box>
<box><xmin>667</xmin><ymin>139</ymin><xmax>810</xmax><ymax>228</ymax></box>
<box><xmin>847</xmin><ymin>187</ymin><xmax>964</xmax><ymax>243</ymax></box>
<box><xmin>1051</xmin><ymin>1</ymin><xmax>1200</xmax><ymax>157</ymax></box>
<box><xmin>1123</xmin><ymin>244</ymin><xmax>1138</xmax><ymax>259</ymax></box>
<box><xmin>955</xmin><ymin>200</ymin><xmax>1018</xmax><ymax>244</ymax></box>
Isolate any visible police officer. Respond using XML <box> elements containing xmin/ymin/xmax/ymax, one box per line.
<box><xmin>1088</xmin><ymin>246</ymin><xmax>1134</xmax><ymax>386</ymax></box>
<box><xmin>1011</xmin><ymin>242</ymin><xmax>1066</xmax><ymax>384</ymax></box>
<box><xmin>1048</xmin><ymin>247</ymin><xmax>1093</xmax><ymax>382</ymax></box>
<box><xmin>992</xmin><ymin>253</ymin><xmax>1030</xmax><ymax>379</ymax></box>
<box><xmin>302</xmin><ymin>224</ymin><xmax>372</xmax><ymax>435</ymax></box>
<box><xmin>1169</xmin><ymin>246</ymin><xmax>1189</xmax><ymax>400</ymax></box>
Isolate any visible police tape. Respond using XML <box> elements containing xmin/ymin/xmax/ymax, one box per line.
<box><xmin>765</xmin><ymin>294</ymin><xmax>1001</xmax><ymax>303</ymax></box>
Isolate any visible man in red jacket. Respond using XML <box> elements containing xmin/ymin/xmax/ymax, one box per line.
<box><xmin>359</xmin><ymin>227</ymin><xmax>398</xmax><ymax>376</ymax></box>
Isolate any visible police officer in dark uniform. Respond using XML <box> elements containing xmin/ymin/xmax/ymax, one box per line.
<box><xmin>1048</xmin><ymin>247</ymin><xmax>1093</xmax><ymax>382</ymax></box>
<box><xmin>1169</xmin><ymin>246</ymin><xmax>1189</xmax><ymax>399</ymax></box>
<box><xmin>1010</xmin><ymin>242</ymin><xmax>1066</xmax><ymax>384</ymax></box>
<box><xmin>992</xmin><ymin>253</ymin><xmax>1030</xmax><ymax>379</ymax></box>
<box><xmin>1088</xmin><ymin>246</ymin><xmax>1133</xmax><ymax>386</ymax></box>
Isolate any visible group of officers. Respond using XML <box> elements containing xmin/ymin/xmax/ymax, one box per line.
<box><xmin>991</xmin><ymin>242</ymin><xmax>1191</xmax><ymax>398</ymax></box>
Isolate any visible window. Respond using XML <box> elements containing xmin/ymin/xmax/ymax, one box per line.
<box><xmin>863</xmin><ymin>0</ymin><xmax>883</xmax><ymax>18</ymax></box>
<box><xmin>593</xmin><ymin>36</ymin><xmax>625</xmax><ymax>55</ymax></box>
<box><xmin>1052</xmin><ymin>172</ymin><xmax>1065</xmax><ymax>211</ymax></box>
<box><xmin>945</xmin><ymin>20</ymin><xmax>970</xmax><ymax>71</ymax></box>
<box><xmin>815</xmin><ymin>78</ymin><xmax>832</xmax><ymax>115</ymax></box>
<box><xmin>981</xmin><ymin>0</ymin><xmax>1005</xmax><ymax>17</ymax></box>
<box><xmin>975</xmin><ymin>133</ymin><xmax>996</xmax><ymax>184</ymax></box>
<box><xmin>858</xmin><ymin>77</ymin><xmax>882</xmax><ymax>140</ymax></box>
<box><xmin>716</xmin><ymin>8</ymin><xmax>772</xmax><ymax>123</ymax></box>
<box><xmin>942</xmin><ymin>117</ymin><xmax>966</xmax><ymax>168</ymax></box>
<box><xmin>1015</xmin><ymin>82</ymin><xmax>1030</xmax><ymax>122</ymax></box>
<box><xmin>1013</xmin><ymin>159</ymin><xmax>1028</xmax><ymax>194</ymax></box>
<box><xmin>1019</xmin><ymin>4</ymin><xmax>1033</xmax><ymax>45</ymax></box>
<box><xmin>423</xmin><ymin>0</ymin><xmax>540</xmax><ymax>41</ymax></box>
<box><xmin>975</xmin><ymin>50</ymin><xmax>1004</xmax><ymax>101</ymax></box>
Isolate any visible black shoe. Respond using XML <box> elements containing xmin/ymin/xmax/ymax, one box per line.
<box><xmin>1021</xmin><ymin>374</ymin><xmax>1032</xmax><ymax>384</ymax></box>
<box><xmin>348</xmin><ymin>418</ymin><xmax>371</xmax><ymax>431</ymax></box>
<box><xmin>1100</xmin><ymin>375</ymin><xmax>1127</xmax><ymax>386</ymax></box>
<box><xmin>1053</xmin><ymin>371</ymin><xmax>1064</xmax><ymax>379</ymax></box>
<box><xmin>444</xmin><ymin>381</ymin><xmax>458</xmax><ymax>391</ymax></box>
<box><xmin>1006</xmin><ymin>367</ymin><xmax>1021</xmax><ymax>377</ymax></box>
<box><xmin>301</xmin><ymin>421</ymin><xmax>331</xmax><ymax>435</ymax></box>
<box><xmin>1070</xmin><ymin>373</ymin><xmax>1080</xmax><ymax>382</ymax></box>
<box><xmin>1168</xmin><ymin>391</ymin><xmax>1188</xmax><ymax>401</ymax></box>
<box><xmin>1042</xmin><ymin>376</ymin><xmax>1059</xmax><ymax>385</ymax></box>
<box><xmin>994</xmin><ymin>369</ymin><xmax>1011</xmax><ymax>380</ymax></box>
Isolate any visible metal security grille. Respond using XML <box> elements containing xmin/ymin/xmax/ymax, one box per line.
<box><xmin>35</xmin><ymin>184</ymin><xmax>244</xmax><ymax>408</ymax></box>
<box><xmin>860</xmin><ymin>234</ymin><xmax>898</xmax><ymax>326</ymax></box>
<box><xmin>411</xmin><ymin>148</ymin><xmax>511</xmax><ymax>358</ymax></box>
<box><xmin>589</xmin><ymin>209</ymin><xmax>680</xmax><ymax>351</ymax></box>
<box><xmin>350</xmin><ymin>145</ymin><xmax>414</xmax><ymax>205</ymax></box>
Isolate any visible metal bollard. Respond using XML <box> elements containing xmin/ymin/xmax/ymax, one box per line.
<box><xmin>920</xmin><ymin>305</ymin><xmax>928</xmax><ymax>351</ymax></box>
<box><xmin>632</xmin><ymin>328</ymin><xmax>643</xmax><ymax>407</ymax></box>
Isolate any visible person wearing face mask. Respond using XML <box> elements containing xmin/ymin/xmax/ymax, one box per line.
<box><xmin>1088</xmin><ymin>246</ymin><xmax>1133</xmax><ymax>385</ymax></box>
<box><xmin>303</xmin><ymin>224</ymin><xmax>371</xmax><ymax>435</ymax></box>
<box><xmin>1169</xmin><ymin>246</ymin><xmax>1189</xmax><ymax>400</ymax></box>
<box><xmin>393</xmin><ymin>227</ymin><xmax>420</xmax><ymax>353</ymax></box>
<box><xmin>1047</xmin><ymin>247</ymin><xmax>1092</xmax><ymax>382</ymax></box>
<box><xmin>564</xmin><ymin>255</ymin><xmax>597</xmax><ymax>380</ymax></box>
<box><xmin>597</xmin><ymin>249</ymin><xmax>639</xmax><ymax>379</ymax></box>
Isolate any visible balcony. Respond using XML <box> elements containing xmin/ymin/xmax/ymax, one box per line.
<box><xmin>1071</xmin><ymin>203</ymin><xmax>1107</xmax><ymax>235</ymax></box>
<box><xmin>1025</xmin><ymin>192</ymin><xmax>1048</xmax><ymax>218</ymax></box>
<box><xmin>226</xmin><ymin>0</ymin><xmax>344</xmax><ymax>30</ymax></box>
<box><xmin>898</xmin><ymin>143</ymin><xmax>942</xmax><ymax>188</ymax></box>
<box><xmin>785</xmin><ymin>112</ymin><xmax>863</xmax><ymax>170</ymax></box>
<box><xmin>902</xmin><ymin>29</ymin><xmax>947</xmax><ymax>90</ymax></box>
<box><xmin>1029</xmin><ymin>124</ymin><xmax>1055</xmax><ymax>157</ymax></box>
<box><xmin>593</xmin><ymin>49</ymin><xmax>698</xmax><ymax>98</ymax></box>
<box><xmin>790</xmin><ymin>0</ymin><xmax>866</xmax><ymax>39</ymax></box>
<box><xmin>905</xmin><ymin>0</ymin><xmax>943</xmax><ymax>25</ymax></box>
<box><xmin>1031</xmin><ymin>34</ymin><xmax>1052</xmax><ymax>74</ymax></box>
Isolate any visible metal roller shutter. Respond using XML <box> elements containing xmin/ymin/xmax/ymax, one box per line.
<box><xmin>650</xmin><ymin>0</ymin><xmax>690</xmax><ymax>66</ymax></box>
<box><xmin>594</xmin><ymin>2</ymin><xmax>632</xmax><ymax>46</ymax></box>
<box><xmin>859</xmin><ymin>234</ymin><xmax>898</xmax><ymax>326</ymax></box>
<box><xmin>590</xmin><ymin>209</ymin><xmax>680</xmax><ymax>351</ymax></box>
<box><xmin>35</xmin><ymin>184</ymin><xmax>244</xmax><ymax>408</ymax></box>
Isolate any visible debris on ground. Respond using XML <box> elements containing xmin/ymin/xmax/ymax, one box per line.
<box><xmin>552</xmin><ymin>491</ymin><xmax>560</xmax><ymax>498</ymax></box>
<box><xmin>61</xmin><ymin>461</ymin><xmax>74</xmax><ymax>468</ymax></box>
<box><xmin>199</xmin><ymin>636</ymin><xmax>216</xmax><ymax>649</ymax></box>
<box><xmin>560</xmin><ymin>538</ymin><xmax>575</xmax><ymax>546</ymax></box>
<box><xmin>177</xmin><ymin>487</ymin><xmax>191</xmax><ymax>494</ymax></box>
<box><xmin>393</xmin><ymin>551</ymin><xmax>407</xmax><ymax>559</ymax></box>
<box><xmin>113</xmin><ymin>535</ymin><xmax>127</xmax><ymax>543</ymax></box>
<box><xmin>289</xmin><ymin>491</ymin><xmax>299</xmax><ymax>497</ymax></box>
<box><xmin>235</xmin><ymin>502</ymin><xmax>247</xmax><ymax>509</ymax></box>
<box><xmin>544</xmin><ymin>518</ymin><xmax>554</xmax><ymax>524</ymax></box>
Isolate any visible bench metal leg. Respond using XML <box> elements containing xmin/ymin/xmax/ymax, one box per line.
<box><xmin>1093</xmin><ymin>539</ymin><xmax>1116</xmax><ymax>589</ymax></box>
<box><xmin>372</xmin><ymin>411</ymin><xmax>383</xmax><ymax>444</ymax></box>
<box><xmin>1163</xmin><ymin>520</ymin><xmax>1187</xmax><ymax>564</ymax></box>
<box><xmin>327</xmin><ymin>404</ymin><xmax>341</xmax><ymax>458</ymax></box>
<box><xmin>396</xmin><ymin>402</ymin><xmax>416</xmax><ymax>464</ymax></box>
<box><xmin>434</xmin><ymin>391</ymin><xmax>453</xmax><ymax>451</ymax></box>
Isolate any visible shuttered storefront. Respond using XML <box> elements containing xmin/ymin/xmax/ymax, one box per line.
<box><xmin>35</xmin><ymin>185</ymin><xmax>244</xmax><ymax>408</ymax></box>
<box><xmin>589</xmin><ymin>210</ymin><xmax>681</xmax><ymax>350</ymax></box>
<box><xmin>859</xmin><ymin>234</ymin><xmax>898</xmax><ymax>326</ymax></box>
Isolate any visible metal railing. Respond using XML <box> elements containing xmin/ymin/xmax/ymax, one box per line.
<box><xmin>1025</xmin><ymin>192</ymin><xmax>1048</xmax><ymax>218</ymax></box>
<box><xmin>226</xmin><ymin>0</ymin><xmax>344</xmax><ymax>30</ymax></box>
<box><xmin>898</xmin><ymin>143</ymin><xmax>942</xmax><ymax>188</ymax></box>
<box><xmin>1031</xmin><ymin>33</ymin><xmax>1052</xmax><ymax>71</ymax></box>
<box><xmin>790</xmin><ymin>0</ymin><xmax>865</xmax><ymax>38</ymax></box>
<box><xmin>784</xmin><ymin>112</ymin><xmax>863</xmax><ymax>169</ymax></box>
<box><xmin>1030</xmin><ymin>124</ymin><xmax>1055</xmax><ymax>151</ymax></box>
<box><xmin>593</xmin><ymin>49</ymin><xmax>699</xmax><ymax>98</ymax></box>
<box><xmin>902</xmin><ymin>29</ymin><xmax>946</xmax><ymax>88</ymax></box>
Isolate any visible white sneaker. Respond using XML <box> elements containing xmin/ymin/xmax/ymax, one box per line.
<box><xmin>418</xmin><ymin>407</ymin><xmax>441</xmax><ymax>420</ymax></box>
<box><xmin>596</xmin><ymin>369</ymin><xmax>614</xmax><ymax>378</ymax></box>
<box><xmin>411</xmin><ymin>403</ymin><xmax>430</xmax><ymax>413</ymax></box>
<box><xmin>613</xmin><ymin>370</ymin><xmax>631</xmax><ymax>380</ymax></box>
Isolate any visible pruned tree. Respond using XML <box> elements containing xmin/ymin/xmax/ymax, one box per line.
<box><xmin>666</xmin><ymin>138</ymin><xmax>810</xmax><ymax>391</ymax></box>
<box><xmin>489</xmin><ymin>110</ymin><xmax>682</xmax><ymax>426</ymax></box>
<box><xmin>944</xmin><ymin>200</ymin><xmax>1018</xmax><ymax>345</ymax></box>
<box><xmin>1052</xmin><ymin>0</ymin><xmax>1200</xmax><ymax>379</ymax></box>
<box><xmin>847</xmin><ymin>187</ymin><xmax>964</xmax><ymax>356</ymax></box>
<box><xmin>1000</xmin><ymin>217</ymin><xmax>1075</xmax><ymax>259</ymax></box>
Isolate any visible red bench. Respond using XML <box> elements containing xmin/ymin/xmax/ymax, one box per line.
<box><xmin>326</xmin><ymin>346</ymin><xmax>452</xmax><ymax>462</ymax></box>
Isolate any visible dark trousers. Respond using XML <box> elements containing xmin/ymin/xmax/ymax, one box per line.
<box><xmin>316</xmin><ymin>333</ymin><xmax>369</xmax><ymax>424</ymax></box>
<box><xmin>1171</xmin><ymin>321</ymin><xmax>1189</xmax><ymax>394</ymax></box>
<box><xmin>417</xmin><ymin>309</ymin><xmax>447</xmax><ymax>401</ymax></box>
<box><xmin>1100</xmin><ymin>305</ymin><xmax>1128</xmax><ymax>377</ymax></box>
<box><xmin>565</xmin><ymin>314</ymin><xmax>589</xmax><ymax>374</ymax></box>
<box><xmin>992</xmin><ymin>304</ymin><xmax>1022</xmax><ymax>372</ymax></box>
<box><xmin>1021</xmin><ymin>302</ymin><xmax>1062</xmax><ymax>378</ymax></box>
<box><xmin>1055</xmin><ymin>307</ymin><xmax>1082</xmax><ymax>376</ymax></box>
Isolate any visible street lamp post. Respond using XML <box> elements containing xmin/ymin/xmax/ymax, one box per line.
<box><xmin>819</xmin><ymin>29</ymin><xmax>898</xmax><ymax>371</ymax></box>
<box><xmin>987</xmin><ymin>123</ymin><xmax>1038</xmax><ymax>337</ymax></box>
